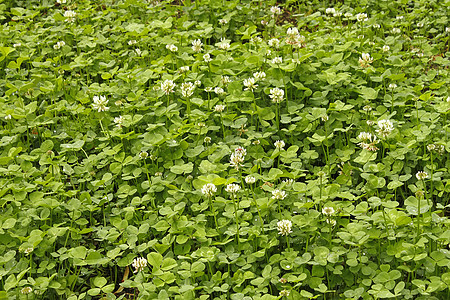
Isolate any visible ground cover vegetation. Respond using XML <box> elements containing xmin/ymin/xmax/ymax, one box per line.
<box><xmin>0</xmin><ymin>0</ymin><xmax>449</xmax><ymax>299</ymax></box>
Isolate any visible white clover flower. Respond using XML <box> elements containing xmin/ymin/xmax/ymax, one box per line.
<box><xmin>221</xmin><ymin>76</ymin><xmax>232</xmax><ymax>85</ymax></box>
<box><xmin>286</xmin><ymin>27</ymin><xmax>303</xmax><ymax>46</ymax></box>
<box><xmin>252</xmin><ymin>139</ymin><xmax>260</xmax><ymax>145</ymax></box>
<box><xmin>356</xmin><ymin>13</ymin><xmax>368</xmax><ymax>22</ymax></box>
<box><xmin>388</xmin><ymin>83</ymin><xmax>397</xmax><ymax>90</ymax></box>
<box><xmin>382</xmin><ymin>45</ymin><xmax>390</xmax><ymax>52</ymax></box>
<box><xmin>322</xmin><ymin>207</ymin><xmax>335</xmax><ymax>216</ymax></box>
<box><xmin>214</xmin><ymin>104</ymin><xmax>225</xmax><ymax>112</ymax></box>
<box><xmin>161</xmin><ymin>80</ymin><xmax>176</xmax><ymax>95</ymax></box>
<box><xmin>283</xmin><ymin>178</ymin><xmax>294</xmax><ymax>185</ymax></box>
<box><xmin>201</xmin><ymin>183</ymin><xmax>217</xmax><ymax>197</ymax></box>
<box><xmin>139</xmin><ymin>151</ymin><xmax>148</xmax><ymax>159</ymax></box>
<box><xmin>155</xmin><ymin>172</ymin><xmax>163</xmax><ymax>177</ymax></box>
<box><xmin>166</xmin><ymin>44</ymin><xmax>178</xmax><ymax>52</ymax></box>
<box><xmin>373</xmin><ymin>24</ymin><xmax>381</xmax><ymax>29</ymax></box>
<box><xmin>217</xmin><ymin>38</ymin><xmax>230</xmax><ymax>50</ymax></box>
<box><xmin>179</xmin><ymin>66</ymin><xmax>189</xmax><ymax>73</ymax></box>
<box><xmin>21</xmin><ymin>287</ymin><xmax>33</xmax><ymax>295</ymax></box>
<box><xmin>191</xmin><ymin>39</ymin><xmax>203</xmax><ymax>52</ymax></box>
<box><xmin>245</xmin><ymin>176</ymin><xmax>256</xmax><ymax>184</ymax></box>
<box><xmin>272</xmin><ymin>189</ymin><xmax>287</xmax><ymax>200</ymax></box>
<box><xmin>446</xmin><ymin>27</ymin><xmax>450</xmax><ymax>33</ymax></box>
<box><xmin>357</xmin><ymin>132</ymin><xmax>380</xmax><ymax>151</ymax></box>
<box><xmin>230</xmin><ymin>147</ymin><xmax>246</xmax><ymax>170</ymax></box>
<box><xmin>363</xmin><ymin>105</ymin><xmax>372</xmax><ymax>112</ymax></box>
<box><xmin>274</xmin><ymin>140</ymin><xmax>285</xmax><ymax>150</ymax></box>
<box><xmin>214</xmin><ymin>87</ymin><xmax>225</xmax><ymax>95</ymax></box>
<box><xmin>272</xmin><ymin>57</ymin><xmax>283</xmax><ymax>64</ymax></box>
<box><xmin>181</xmin><ymin>82</ymin><xmax>195</xmax><ymax>97</ymax></box>
<box><xmin>219</xmin><ymin>19</ymin><xmax>228</xmax><ymax>25</ymax></box>
<box><xmin>392</xmin><ymin>27</ymin><xmax>401</xmax><ymax>34</ymax></box>
<box><xmin>321</xmin><ymin>115</ymin><xmax>329</xmax><ymax>122</ymax></box>
<box><xmin>250</xmin><ymin>36</ymin><xmax>263</xmax><ymax>44</ymax></box>
<box><xmin>344</xmin><ymin>12</ymin><xmax>353</xmax><ymax>18</ymax></box>
<box><xmin>135</xmin><ymin>48</ymin><xmax>141</xmax><ymax>56</ymax></box>
<box><xmin>269</xmin><ymin>87</ymin><xmax>284</xmax><ymax>103</ymax></box>
<box><xmin>268</xmin><ymin>38</ymin><xmax>280</xmax><ymax>48</ymax></box>
<box><xmin>114</xmin><ymin>116</ymin><xmax>124</xmax><ymax>128</ymax></box>
<box><xmin>417</xmin><ymin>22</ymin><xmax>424</xmax><ymax>28</ymax></box>
<box><xmin>427</xmin><ymin>144</ymin><xmax>436</xmax><ymax>152</ymax></box>
<box><xmin>24</xmin><ymin>247</ymin><xmax>34</xmax><ymax>255</ymax></box>
<box><xmin>333</xmin><ymin>12</ymin><xmax>342</xmax><ymax>17</ymax></box>
<box><xmin>57</xmin><ymin>0</ymin><xmax>67</xmax><ymax>3</ymax></box>
<box><xmin>277</xmin><ymin>220</ymin><xmax>292</xmax><ymax>236</ymax></box>
<box><xmin>225</xmin><ymin>183</ymin><xmax>240</xmax><ymax>194</ymax></box>
<box><xmin>92</xmin><ymin>95</ymin><xmax>109</xmax><ymax>112</ymax></box>
<box><xmin>64</xmin><ymin>10</ymin><xmax>76</xmax><ymax>22</ymax></box>
<box><xmin>253</xmin><ymin>71</ymin><xmax>266</xmax><ymax>81</ymax></box>
<box><xmin>194</xmin><ymin>80</ymin><xmax>201</xmax><ymax>86</ymax></box>
<box><xmin>261</xmin><ymin>20</ymin><xmax>268</xmax><ymax>26</ymax></box>
<box><xmin>359</xmin><ymin>52</ymin><xmax>373</xmax><ymax>67</ymax></box>
<box><xmin>270</xmin><ymin>6</ymin><xmax>282</xmax><ymax>16</ymax></box>
<box><xmin>243</xmin><ymin>78</ymin><xmax>258</xmax><ymax>91</ymax></box>
<box><xmin>326</xmin><ymin>8</ymin><xmax>336</xmax><ymax>15</ymax></box>
<box><xmin>376</xmin><ymin>119</ymin><xmax>394</xmax><ymax>138</ymax></box>
<box><xmin>204</xmin><ymin>136</ymin><xmax>211</xmax><ymax>143</ymax></box>
<box><xmin>13</xmin><ymin>43</ymin><xmax>21</xmax><ymax>47</ymax></box>
<box><xmin>128</xmin><ymin>40</ymin><xmax>137</xmax><ymax>45</ymax></box>
<box><xmin>396</xmin><ymin>15</ymin><xmax>404</xmax><ymax>20</ymax></box>
<box><xmin>326</xmin><ymin>219</ymin><xmax>337</xmax><ymax>226</ymax></box>
<box><xmin>132</xmin><ymin>257</ymin><xmax>148</xmax><ymax>273</ymax></box>
<box><xmin>53</xmin><ymin>41</ymin><xmax>65</xmax><ymax>50</ymax></box>
<box><xmin>203</xmin><ymin>53</ymin><xmax>212</xmax><ymax>62</ymax></box>
<box><xmin>5</xmin><ymin>114</ymin><xmax>12</xmax><ymax>120</ymax></box>
<box><xmin>279</xmin><ymin>290</ymin><xmax>290</xmax><ymax>297</ymax></box>
<box><xmin>416</xmin><ymin>171</ymin><xmax>428</xmax><ymax>180</ymax></box>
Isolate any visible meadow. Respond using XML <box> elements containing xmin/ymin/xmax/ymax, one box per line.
<box><xmin>0</xmin><ymin>0</ymin><xmax>449</xmax><ymax>299</ymax></box>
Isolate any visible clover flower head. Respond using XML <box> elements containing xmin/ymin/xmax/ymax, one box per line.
<box><xmin>321</xmin><ymin>115</ymin><xmax>329</xmax><ymax>122</ymax></box>
<box><xmin>322</xmin><ymin>206</ymin><xmax>335</xmax><ymax>216</ymax></box>
<box><xmin>181</xmin><ymin>82</ymin><xmax>195</xmax><ymax>97</ymax></box>
<box><xmin>203</xmin><ymin>53</ymin><xmax>212</xmax><ymax>62</ymax></box>
<box><xmin>92</xmin><ymin>95</ymin><xmax>109</xmax><ymax>112</ymax></box>
<box><xmin>201</xmin><ymin>183</ymin><xmax>217</xmax><ymax>197</ymax></box>
<box><xmin>270</xmin><ymin>6</ymin><xmax>282</xmax><ymax>16</ymax></box>
<box><xmin>274</xmin><ymin>140</ymin><xmax>285</xmax><ymax>150</ymax></box>
<box><xmin>252</xmin><ymin>139</ymin><xmax>260</xmax><ymax>145</ymax></box>
<box><xmin>53</xmin><ymin>41</ymin><xmax>65</xmax><ymax>50</ymax></box>
<box><xmin>13</xmin><ymin>43</ymin><xmax>21</xmax><ymax>47</ymax></box>
<box><xmin>417</xmin><ymin>22</ymin><xmax>424</xmax><ymax>28</ymax></box>
<box><xmin>179</xmin><ymin>66</ymin><xmax>189</xmax><ymax>73</ymax></box>
<box><xmin>250</xmin><ymin>36</ymin><xmax>263</xmax><ymax>44</ymax></box>
<box><xmin>114</xmin><ymin>116</ymin><xmax>124</xmax><ymax>128</ymax></box>
<box><xmin>357</xmin><ymin>132</ymin><xmax>380</xmax><ymax>151</ymax></box>
<box><xmin>392</xmin><ymin>27</ymin><xmax>401</xmax><ymax>34</ymax></box>
<box><xmin>396</xmin><ymin>15</ymin><xmax>404</xmax><ymax>20</ymax></box>
<box><xmin>5</xmin><ymin>114</ymin><xmax>12</xmax><ymax>120</ymax></box>
<box><xmin>219</xmin><ymin>19</ymin><xmax>228</xmax><ymax>25</ymax></box>
<box><xmin>214</xmin><ymin>87</ymin><xmax>225</xmax><ymax>95</ymax></box>
<box><xmin>279</xmin><ymin>290</ymin><xmax>290</xmax><ymax>297</ymax></box>
<box><xmin>334</xmin><ymin>11</ymin><xmax>342</xmax><ymax>17</ymax></box>
<box><xmin>192</xmin><ymin>39</ymin><xmax>203</xmax><ymax>52</ymax></box>
<box><xmin>382</xmin><ymin>45</ymin><xmax>390</xmax><ymax>52</ymax></box>
<box><xmin>21</xmin><ymin>287</ymin><xmax>33</xmax><ymax>295</ymax></box>
<box><xmin>344</xmin><ymin>12</ymin><xmax>353</xmax><ymax>18</ymax></box>
<box><xmin>221</xmin><ymin>76</ymin><xmax>232</xmax><ymax>85</ymax></box>
<box><xmin>268</xmin><ymin>38</ymin><xmax>280</xmax><ymax>49</ymax></box>
<box><xmin>243</xmin><ymin>77</ymin><xmax>258</xmax><ymax>91</ymax></box>
<box><xmin>253</xmin><ymin>71</ymin><xmax>266</xmax><ymax>81</ymax></box>
<box><xmin>217</xmin><ymin>38</ymin><xmax>230</xmax><ymax>50</ymax></box>
<box><xmin>166</xmin><ymin>44</ymin><xmax>178</xmax><ymax>52</ymax></box>
<box><xmin>359</xmin><ymin>52</ymin><xmax>373</xmax><ymax>67</ymax></box>
<box><xmin>286</xmin><ymin>27</ymin><xmax>304</xmax><ymax>46</ymax></box>
<box><xmin>373</xmin><ymin>23</ymin><xmax>381</xmax><ymax>29</ymax></box>
<box><xmin>272</xmin><ymin>56</ymin><xmax>283</xmax><ymax>64</ymax></box>
<box><xmin>245</xmin><ymin>176</ymin><xmax>256</xmax><ymax>184</ymax></box>
<box><xmin>272</xmin><ymin>189</ymin><xmax>287</xmax><ymax>200</ymax></box>
<box><xmin>132</xmin><ymin>257</ymin><xmax>148</xmax><ymax>273</ymax></box>
<box><xmin>214</xmin><ymin>104</ymin><xmax>225</xmax><ymax>112</ymax></box>
<box><xmin>139</xmin><ymin>151</ymin><xmax>148</xmax><ymax>159</ymax></box>
<box><xmin>363</xmin><ymin>105</ymin><xmax>372</xmax><ymax>112</ymax></box>
<box><xmin>283</xmin><ymin>178</ymin><xmax>294</xmax><ymax>185</ymax></box>
<box><xmin>204</xmin><ymin>136</ymin><xmax>211</xmax><ymax>143</ymax></box>
<box><xmin>326</xmin><ymin>8</ymin><xmax>336</xmax><ymax>15</ymax></box>
<box><xmin>194</xmin><ymin>80</ymin><xmax>201</xmax><ymax>87</ymax></box>
<box><xmin>416</xmin><ymin>171</ymin><xmax>428</xmax><ymax>180</ymax></box>
<box><xmin>376</xmin><ymin>119</ymin><xmax>394</xmax><ymax>138</ymax></box>
<box><xmin>388</xmin><ymin>83</ymin><xmax>397</xmax><ymax>90</ymax></box>
<box><xmin>277</xmin><ymin>219</ymin><xmax>292</xmax><ymax>236</ymax></box>
<box><xmin>326</xmin><ymin>219</ymin><xmax>337</xmax><ymax>226</ymax></box>
<box><xmin>230</xmin><ymin>147</ymin><xmax>246</xmax><ymax>170</ymax></box>
<box><xmin>269</xmin><ymin>87</ymin><xmax>284</xmax><ymax>103</ymax></box>
<box><xmin>356</xmin><ymin>13</ymin><xmax>368</xmax><ymax>22</ymax></box>
<box><xmin>161</xmin><ymin>80</ymin><xmax>176</xmax><ymax>94</ymax></box>
<box><xmin>446</xmin><ymin>27</ymin><xmax>450</xmax><ymax>33</ymax></box>
<box><xmin>261</xmin><ymin>20</ymin><xmax>268</xmax><ymax>26</ymax></box>
<box><xmin>225</xmin><ymin>183</ymin><xmax>240</xmax><ymax>194</ymax></box>
<box><xmin>64</xmin><ymin>10</ymin><xmax>76</xmax><ymax>22</ymax></box>
<box><xmin>128</xmin><ymin>40</ymin><xmax>137</xmax><ymax>45</ymax></box>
